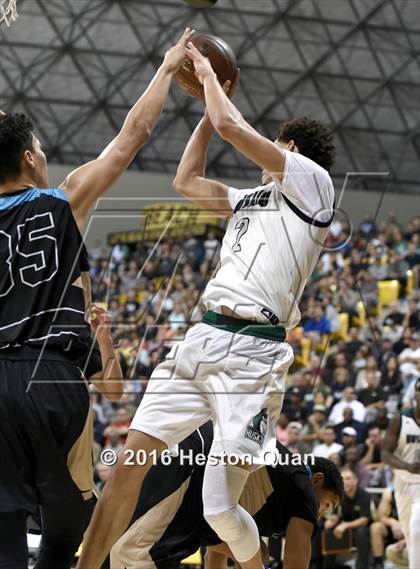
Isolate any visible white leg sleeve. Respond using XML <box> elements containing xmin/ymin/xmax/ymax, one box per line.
<box><xmin>202</xmin><ymin>461</ymin><xmax>260</xmax><ymax>563</ymax></box>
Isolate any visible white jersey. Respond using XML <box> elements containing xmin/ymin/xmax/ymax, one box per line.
<box><xmin>202</xmin><ymin>150</ymin><xmax>335</xmax><ymax>329</ymax></box>
<box><xmin>395</xmin><ymin>412</ymin><xmax>420</xmax><ymax>483</ymax></box>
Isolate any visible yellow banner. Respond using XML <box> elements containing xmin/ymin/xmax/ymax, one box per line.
<box><xmin>108</xmin><ymin>202</ymin><xmax>221</xmax><ymax>245</ymax></box>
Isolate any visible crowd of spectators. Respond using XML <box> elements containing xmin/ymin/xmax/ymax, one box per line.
<box><xmin>88</xmin><ymin>212</ymin><xmax>419</xmax><ymax>568</ymax></box>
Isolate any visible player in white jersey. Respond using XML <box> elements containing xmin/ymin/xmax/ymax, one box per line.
<box><xmin>77</xmin><ymin>49</ymin><xmax>335</xmax><ymax>569</ymax></box>
<box><xmin>382</xmin><ymin>378</ymin><xmax>420</xmax><ymax>569</ymax></box>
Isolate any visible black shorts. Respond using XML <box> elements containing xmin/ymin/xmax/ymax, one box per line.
<box><xmin>0</xmin><ymin>345</ymin><xmax>94</xmax><ymax>514</ymax></box>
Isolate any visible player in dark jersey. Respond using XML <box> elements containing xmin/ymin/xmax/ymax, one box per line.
<box><xmin>109</xmin><ymin>422</ymin><xmax>343</xmax><ymax>569</ymax></box>
<box><xmin>0</xmin><ymin>28</ymin><xmax>194</xmax><ymax>569</ymax></box>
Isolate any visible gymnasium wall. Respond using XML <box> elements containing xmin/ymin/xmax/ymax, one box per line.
<box><xmin>48</xmin><ymin>164</ymin><xmax>419</xmax><ymax>249</ymax></box>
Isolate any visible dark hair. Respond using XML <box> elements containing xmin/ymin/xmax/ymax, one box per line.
<box><xmin>277</xmin><ymin>117</ymin><xmax>335</xmax><ymax>171</ymax></box>
<box><xmin>313</xmin><ymin>456</ymin><xmax>344</xmax><ymax>503</ymax></box>
<box><xmin>0</xmin><ymin>113</ymin><xmax>34</xmax><ymax>184</ymax></box>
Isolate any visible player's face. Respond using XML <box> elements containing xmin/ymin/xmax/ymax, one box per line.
<box><xmin>317</xmin><ymin>488</ymin><xmax>340</xmax><ymax>517</ymax></box>
<box><xmin>312</xmin><ymin>473</ymin><xmax>340</xmax><ymax>516</ymax></box>
<box><xmin>30</xmin><ymin>136</ymin><xmax>49</xmax><ymax>188</ymax></box>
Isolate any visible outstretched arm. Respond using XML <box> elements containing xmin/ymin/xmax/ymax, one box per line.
<box><xmin>185</xmin><ymin>43</ymin><xmax>286</xmax><ymax>175</ymax></box>
<box><xmin>89</xmin><ymin>305</ymin><xmax>123</xmax><ymax>401</ymax></box>
<box><xmin>61</xmin><ymin>28</ymin><xmax>195</xmax><ymax>230</ymax></box>
<box><xmin>173</xmin><ymin>110</ymin><xmax>232</xmax><ymax>218</ymax></box>
<box><xmin>283</xmin><ymin>517</ymin><xmax>313</xmax><ymax>569</ymax></box>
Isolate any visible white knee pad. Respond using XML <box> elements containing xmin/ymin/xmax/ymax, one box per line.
<box><xmin>203</xmin><ymin>462</ymin><xmax>260</xmax><ymax>563</ymax></box>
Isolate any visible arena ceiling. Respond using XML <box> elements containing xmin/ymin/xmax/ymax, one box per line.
<box><xmin>0</xmin><ymin>0</ymin><xmax>419</xmax><ymax>195</ymax></box>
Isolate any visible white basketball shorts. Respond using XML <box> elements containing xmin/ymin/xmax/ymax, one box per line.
<box><xmin>131</xmin><ymin>321</ymin><xmax>294</xmax><ymax>463</ymax></box>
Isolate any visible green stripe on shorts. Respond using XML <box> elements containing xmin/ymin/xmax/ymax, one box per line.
<box><xmin>202</xmin><ymin>310</ymin><xmax>287</xmax><ymax>343</ymax></box>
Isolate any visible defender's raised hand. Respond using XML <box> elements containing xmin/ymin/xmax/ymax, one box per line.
<box><xmin>185</xmin><ymin>41</ymin><xmax>215</xmax><ymax>84</ymax></box>
<box><xmin>163</xmin><ymin>28</ymin><xmax>196</xmax><ymax>73</ymax></box>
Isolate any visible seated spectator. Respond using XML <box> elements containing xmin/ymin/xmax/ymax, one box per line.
<box><xmin>313</xmin><ymin>426</ymin><xmax>343</xmax><ymax>459</ymax></box>
<box><xmin>404</xmin><ymin>298</ymin><xmax>419</xmax><ymax>331</ymax></box>
<box><xmin>404</xmin><ymin>240</ymin><xmax>420</xmax><ymax>270</ymax></box>
<box><xmin>398</xmin><ymin>333</ymin><xmax>420</xmax><ymax>376</ymax></box>
<box><xmin>352</xmin><ymin>345</ymin><xmax>370</xmax><ymax>373</ymax></box>
<box><xmin>391</xmin><ymin>323</ymin><xmax>409</xmax><ymax>351</ymax></box>
<box><xmin>337</xmin><ymin>278</ymin><xmax>359</xmax><ymax>317</ymax></box>
<box><xmin>330</xmin><ymin>367</ymin><xmax>352</xmax><ymax>399</ymax></box>
<box><xmin>358</xmin><ymin>270</ymin><xmax>378</xmax><ymax>310</ymax></box>
<box><xmin>283</xmin><ymin>387</ymin><xmax>308</xmax><ymax>423</ymax></box>
<box><xmin>379</xmin><ymin>337</ymin><xmax>397</xmax><ymax>367</ymax></box>
<box><xmin>119</xmin><ymin>259</ymin><xmax>140</xmax><ymax>291</ymax></box>
<box><xmin>374</xmin><ymin>403</ymin><xmax>390</xmax><ymax>433</ymax></box>
<box><xmin>344</xmin><ymin>327</ymin><xmax>364</xmax><ymax>359</ymax></box>
<box><xmin>382</xmin><ymin>299</ymin><xmax>405</xmax><ymax>327</ymax></box>
<box><xmin>359</xmin><ymin>215</ymin><xmax>376</xmax><ymax>237</ymax></box>
<box><xmin>371</xmin><ymin>487</ymin><xmax>405</xmax><ymax>569</ymax></box>
<box><xmin>380</xmin><ymin>354</ymin><xmax>403</xmax><ymax>396</ymax></box>
<box><xmin>337</xmin><ymin>426</ymin><xmax>366</xmax><ymax>462</ymax></box>
<box><xmin>124</xmin><ymin>289</ymin><xmax>140</xmax><ymax>320</ymax></box>
<box><xmin>329</xmin><ymin>387</ymin><xmax>367</xmax><ymax>424</ymax></box>
<box><xmin>387</xmin><ymin>250</ymin><xmax>409</xmax><ymax>282</ymax></box>
<box><xmin>358</xmin><ymin>370</ymin><xmax>387</xmax><ymax>423</ymax></box>
<box><xmin>323</xmin><ymin>294</ymin><xmax>341</xmax><ymax>333</ymax></box>
<box><xmin>168</xmin><ymin>301</ymin><xmax>186</xmax><ymax>331</ymax></box>
<box><xmin>311</xmin><ymin>377</ymin><xmax>334</xmax><ymax>410</ymax></box>
<box><xmin>307</xmin><ymin>353</ymin><xmax>326</xmax><ymax>382</ymax></box>
<box><xmin>303</xmin><ymin>303</ymin><xmax>332</xmax><ymax>337</ymax></box>
<box><xmin>369</xmin><ymin>259</ymin><xmax>388</xmax><ymax>281</ymax></box>
<box><xmin>323</xmin><ymin>469</ymin><xmax>372</xmax><ymax>569</ymax></box>
<box><xmin>341</xmin><ymin>447</ymin><xmax>370</xmax><ymax>488</ymax></box>
<box><xmin>325</xmin><ymin>350</ymin><xmax>351</xmax><ymax>382</ymax></box>
<box><xmin>335</xmin><ymin>409</ymin><xmax>367</xmax><ymax>444</ymax></box>
<box><xmin>286</xmin><ymin>422</ymin><xmax>311</xmax><ymax>456</ymax></box>
<box><xmin>360</xmin><ymin>425</ymin><xmax>384</xmax><ymax>469</ymax></box>
<box><xmin>275</xmin><ymin>414</ymin><xmax>289</xmax><ymax>446</ymax></box>
<box><xmin>301</xmin><ymin>404</ymin><xmax>328</xmax><ymax>449</ymax></box>
<box><xmin>103</xmin><ymin>406</ymin><xmax>131</xmax><ymax>447</ymax></box>
<box><xmin>93</xmin><ymin>409</ymin><xmax>106</xmax><ymax>447</ymax></box>
<box><xmin>95</xmin><ymin>462</ymin><xmax>112</xmax><ymax>492</ymax></box>
<box><xmin>355</xmin><ymin>355</ymin><xmax>381</xmax><ymax>390</ymax></box>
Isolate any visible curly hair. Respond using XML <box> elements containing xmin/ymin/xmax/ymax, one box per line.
<box><xmin>312</xmin><ymin>456</ymin><xmax>344</xmax><ymax>503</ymax></box>
<box><xmin>277</xmin><ymin>117</ymin><xmax>335</xmax><ymax>172</ymax></box>
<box><xmin>0</xmin><ymin>113</ymin><xmax>34</xmax><ymax>184</ymax></box>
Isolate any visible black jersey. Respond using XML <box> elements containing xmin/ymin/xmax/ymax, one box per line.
<box><xmin>0</xmin><ymin>187</ymin><xmax>91</xmax><ymax>351</ymax></box>
<box><xmin>251</xmin><ymin>443</ymin><xmax>319</xmax><ymax>539</ymax></box>
<box><xmin>115</xmin><ymin>426</ymin><xmax>320</xmax><ymax>569</ymax></box>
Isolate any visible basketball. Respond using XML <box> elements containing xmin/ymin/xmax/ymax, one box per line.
<box><xmin>175</xmin><ymin>32</ymin><xmax>237</xmax><ymax>99</ymax></box>
<box><xmin>182</xmin><ymin>0</ymin><xmax>218</xmax><ymax>7</ymax></box>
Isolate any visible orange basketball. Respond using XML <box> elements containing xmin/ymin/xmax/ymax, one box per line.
<box><xmin>175</xmin><ymin>32</ymin><xmax>237</xmax><ymax>99</ymax></box>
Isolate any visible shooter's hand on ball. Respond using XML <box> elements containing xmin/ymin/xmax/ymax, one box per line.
<box><xmin>163</xmin><ymin>27</ymin><xmax>196</xmax><ymax>73</ymax></box>
<box><xmin>186</xmin><ymin>42</ymin><xmax>216</xmax><ymax>83</ymax></box>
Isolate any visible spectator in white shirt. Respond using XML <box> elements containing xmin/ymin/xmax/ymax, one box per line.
<box><xmin>168</xmin><ymin>302</ymin><xmax>186</xmax><ymax>332</ymax></box>
<box><xmin>313</xmin><ymin>426</ymin><xmax>343</xmax><ymax>459</ymax></box>
<box><xmin>329</xmin><ymin>387</ymin><xmax>367</xmax><ymax>424</ymax></box>
<box><xmin>398</xmin><ymin>334</ymin><xmax>420</xmax><ymax>376</ymax></box>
